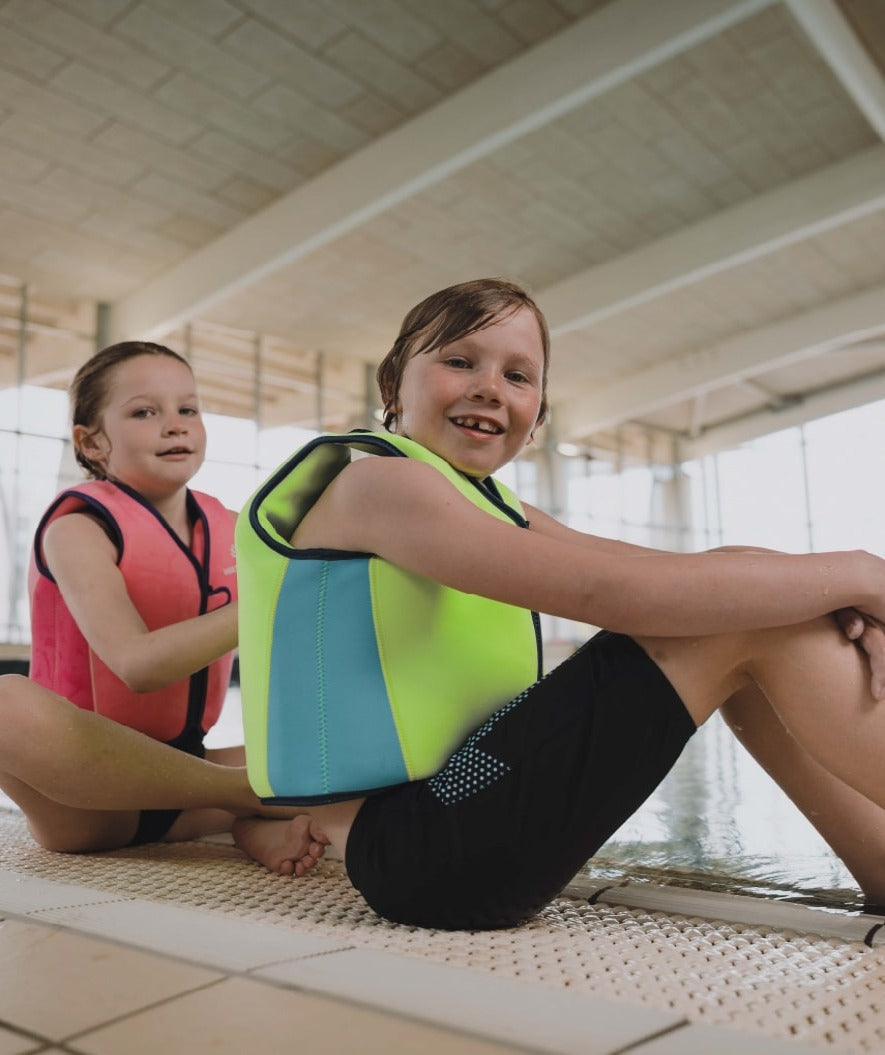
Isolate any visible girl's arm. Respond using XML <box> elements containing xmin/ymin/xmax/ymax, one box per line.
<box><xmin>41</xmin><ymin>512</ymin><xmax>238</xmax><ymax>692</ymax></box>
<box><xmin>301</xmin><ymin>457</ymin><xmax>885</xmax><ymax>637</ymax></box>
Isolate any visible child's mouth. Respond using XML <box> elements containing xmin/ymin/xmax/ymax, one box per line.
<box><xmin>451</xmin><ymin>416</ymin><xmax>503</xmax><ymax>436</ymax></box>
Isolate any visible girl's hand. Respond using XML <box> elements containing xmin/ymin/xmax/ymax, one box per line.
<box><xmin>835</xmin><ymin>608</ymin><xmax>885</xmax><ymax>701</ymax></box>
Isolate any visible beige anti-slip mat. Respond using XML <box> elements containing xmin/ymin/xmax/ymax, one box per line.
<box><xmin>1</xmin><ymin>807</ymin><xmax>884</xmax><ymax>1052</ymax></box>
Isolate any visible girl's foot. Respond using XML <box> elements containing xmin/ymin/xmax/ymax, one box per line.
<box><xmin>232</xmin><ymin>814</ymin><xmax>328</xmax><ymax>877</ymax></box>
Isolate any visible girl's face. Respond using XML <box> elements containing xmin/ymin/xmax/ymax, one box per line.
<box><xmin>75</xmin><ymin>355</ymin><xmax>206</xmax><ymax>500</ymax></box>
<box><xmin>394</xmin><ymin>307</ymin><xmax>545</xmax><ymax>478</ymax></box>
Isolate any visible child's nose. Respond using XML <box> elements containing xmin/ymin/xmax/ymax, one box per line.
<box><xmin>468</xmin><ymin>372</ymin><xmax>501</xmax><ymax>403</ymax></box>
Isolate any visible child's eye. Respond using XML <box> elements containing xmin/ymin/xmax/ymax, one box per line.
<box><xmin>506</xmin><ymin>371</ymin><xmax>529</xmax><ymax>383</ymax></box>
<box><xmin>132</xmin><ymin>407</ymin><xmax>155</xmax><ymax>418</ymax></box>
<box><xmin>180</xmin><ymin>406</ymin><xmax>199</xmax><ymax>416</ymax></box>
<box><xmin>444</xmin><ymin>357</ymin><xmax>471</xmax><ymax>369</ymax></box>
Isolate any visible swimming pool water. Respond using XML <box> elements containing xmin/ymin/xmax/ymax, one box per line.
<box><xmin>582</xmin><ymin>711</ymin><xmax>866</xmax><ymax>912</ymax></box>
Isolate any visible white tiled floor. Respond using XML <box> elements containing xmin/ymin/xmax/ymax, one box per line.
<box><xmin>0</xmin><ymin>690</ymin><xmax>870</xmax><ymax>1054</ymax></box>
<box><xmin>0</xmin><ymin>865</ymin><xmax>839</xmax><ymax>1055</ymax></box>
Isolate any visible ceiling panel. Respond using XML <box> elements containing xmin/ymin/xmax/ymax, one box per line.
<box><xmin>0</xmin><ymin>0</ymin><xmax>883</xmax><ymax>461</ymax></box>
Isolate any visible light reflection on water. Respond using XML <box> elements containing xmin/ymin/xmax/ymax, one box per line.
<box><xmin>581</xmin><ymin>712</ymin><xmax>865</xmax><ymax>912</ymax></box>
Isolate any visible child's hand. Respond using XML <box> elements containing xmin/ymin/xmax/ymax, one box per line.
<box><xmin>835</xmin><ymin>608</ymin><xmax>885</xmax><ymax>700</ymax></box>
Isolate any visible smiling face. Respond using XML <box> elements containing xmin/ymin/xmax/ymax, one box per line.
<box><xmin>393</xmin><ymin>306</ymin><xmax>545</xmax><ymax>478</ymax></box>
<box><xmin>74</xmin><ymin>354</ymin><xmax>206</xmax><ymax>501</ymax></box>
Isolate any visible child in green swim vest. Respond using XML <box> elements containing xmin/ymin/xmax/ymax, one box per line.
<box><xmin>232</xmin><ymin>277</ymin><xmax>885</xmax><ymax>930</ymax></box>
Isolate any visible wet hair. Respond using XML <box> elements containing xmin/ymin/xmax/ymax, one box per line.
<box><xmin>376</xmin><ymin>278</ymin><xmax>550</xmax><ymax>432</ymax></box>
<box><xmin>70</xmin><ymin>340</ymin><xmax>191</xmax><ymax>479</ymax></box>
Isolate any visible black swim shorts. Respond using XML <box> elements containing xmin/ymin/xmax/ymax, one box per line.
<box><xmin>346</xmin><ymin>631</ymin><xmax>695</xmax><ymax>930</ymax></box>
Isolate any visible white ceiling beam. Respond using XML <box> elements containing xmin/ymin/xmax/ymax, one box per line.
<box><xmin>681</xmin><ymin>359</ymin><xmax>885</xmax><ymax>458</ymax></box>
<box><xmin>107</xmin><ymin>0</ymin><xmax>774</xmax><ymax>342</ymax></box>
<box><xmin>554</xmin><ymin>282</ymin><xmax>885</xmax><ymax>438</ymax></box>
<box><xmin>543</xmin><ymin>144</ymin><xmax>885</xmax><ymax>335</ymax></box>
<box><xmin>783</xmin><ymin>0</ymin><xmax>885</xmax><ymax>142</ymax></box>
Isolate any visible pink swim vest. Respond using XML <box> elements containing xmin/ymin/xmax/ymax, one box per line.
<box><xmin>28</xmin><ymin>479</ymin><xmax>237</xmax><ymax>744</ymax></box>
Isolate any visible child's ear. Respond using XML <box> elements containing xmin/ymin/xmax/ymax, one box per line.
<box><xmin>385</xmin><ymin>401</ymin><xmax>401</xmax><ymax>430</ymax></box>
<box><xmin>73</xmin><ymin>424</ymin><xmax>108</xmax><ymax>466</ymax></box>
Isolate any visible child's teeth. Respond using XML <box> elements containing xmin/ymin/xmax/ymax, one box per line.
<box><xmin>456</xmin><ymin>417</ymin><xmax>498</xmax><ymax>433</ymax></box>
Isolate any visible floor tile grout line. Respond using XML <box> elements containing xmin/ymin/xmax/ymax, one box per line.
<box><xmin>3</xmin><ymin>899</ymin><xmax>355</xmax><ymax>979</ymax></box>
<box><xmin>59</xmin><ymin>975</ymin><xmax>233</xmax><ymax>1047</ymax></box>
<box><xmin>35</xmin><ymin>911</ymin><xmax>597</xmax><ymax>1055</ymax></box>
<box><xmin>609</xmin><ymin>1020</ymin><xmax>691</xmax><ymax>1055</ymax></box>
<box><xmin>0</xmin><ymin>1015</ymin><xmax>49</xmax><ymax>1049</ymax></box>
<box><xmin>1</xmin><ymin>898</ymin><xmax>681</xmax><ymax>1055</ymax></box>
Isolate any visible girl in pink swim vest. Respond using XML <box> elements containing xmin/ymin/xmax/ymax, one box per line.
<box><xmin>1</xmin><ymin>341</ymin><xmax>323</xmax><ymax>874</ymax></box>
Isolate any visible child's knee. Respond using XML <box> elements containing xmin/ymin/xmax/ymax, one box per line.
<box><xmin>0</xmin><ymin>672</ymin><xmax>30</xmax><ymax>699</ymax></box>
<box><xmin>0</xmin><ymin>674</ymin><xmax>65</xmax><ymax>748</ymax></box>
<box><xmin>0</xmin><ymin>673</ymin><xmax>35</xmax><ymax>724</ymax></box>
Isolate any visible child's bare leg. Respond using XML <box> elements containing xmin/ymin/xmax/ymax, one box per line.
<box><xmin>232</xmin><ymin>816</ymin><xmax>328</xmax><ymax>876</ymax></box>
<box><xmin>205</xmin><ymin>746</ymin><xmax>246</xmax><ymax>766</ymax></box>
<box><xmin>0</xmin><ymin>674</ymin><xmax>260</xmax><ymax>851</ymax></box>
<box><xmin>638</xmin><ymin>618</ymin><xmax>885</xmax><ymax>891</ymax></box>
<box><xmin>157</xmin><ymin>747</ymin><xmax>251</xmax><ymax>844</ymax></box>
<box><xmin>721</xmin><ymin>684</ymin><xmax>885</xmax><ymax>901</ymax></box>
<box><xmin>0</xmin><ymin>769</ymin><xmax>141</xmax><ymax>852</ymax></box>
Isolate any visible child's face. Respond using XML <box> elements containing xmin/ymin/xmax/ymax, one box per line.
<box><xmin>394</xmin><ymin>307</ymin><xmax>545</xmax><ymax>478</ymax></box>
<box><xmin>76</xmin><ymin>355</ymin><xmax>206</xmax><ymax>499</ymax></box>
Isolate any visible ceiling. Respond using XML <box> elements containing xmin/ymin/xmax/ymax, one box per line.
<box><xmin>1</xmin><ymin>0</ymin><xmax>884</xmax><ymax>464</ymax></box>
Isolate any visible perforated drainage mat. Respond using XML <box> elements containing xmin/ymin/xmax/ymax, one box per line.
<box><xmin>3</xmin><ymin>807</ymin><xmax>885</xmax><ymax>1051</ymax></box>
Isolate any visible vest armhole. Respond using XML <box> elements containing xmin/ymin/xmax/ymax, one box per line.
<box><xmin>33</xmin><ymin>490</ymin><xmax>125</xmax><ymax>579</ymax></box>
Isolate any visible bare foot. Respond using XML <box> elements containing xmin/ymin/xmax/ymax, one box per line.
<box><xmin>232</xmin><ymin>815</ymin><xmax>328</xmax><ymax>877</ymax></box>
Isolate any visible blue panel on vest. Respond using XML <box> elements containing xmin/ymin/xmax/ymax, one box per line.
<box><xmin>266</xmin><ymin>558</ymin><xmax>407</xmax><ymax>798</ymax></box>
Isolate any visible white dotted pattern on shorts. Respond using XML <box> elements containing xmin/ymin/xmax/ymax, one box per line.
<box><xmin>428</xmin><ymin>688</ymin><xmax>531</xmax><ymax>805</ymax></box>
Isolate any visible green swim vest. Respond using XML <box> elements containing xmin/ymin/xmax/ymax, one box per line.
<box><xmin>236</xmin><ymin>431</ymin><xmax>542</xmax><ymax>804</ymax></box>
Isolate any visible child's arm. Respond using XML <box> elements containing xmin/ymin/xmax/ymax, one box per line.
<box><xmin>525</xmin><ymin>504</ymin><xmax>784</xmax><ymax>559</ymax></box>
<box><xmin>41</xmin><ymin>512</ymin><xmax>237</xmax><ymax>692</ymax></box>
<box><xmin>524</xmin><ymin>502</ymin><xmax>885</xmax><ymax>689</ymax></box>
<box><xmin>299</xmin><ymin>456</ymin><xmax>885</xmax><ymax>638</ymax></box>
<box><xmin>521</xmin><ymin>502</ymin><xmax>662</xmax><ymax>555</ymax></box>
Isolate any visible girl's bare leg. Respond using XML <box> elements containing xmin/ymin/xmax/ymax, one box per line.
<box><xmin>0</xmin><ymin>674</ymin><xmax>257</xmax><ymax>852</ymax></box>
<box><xmin>637</xmin><ymin>618</ymin><xmax>885</xmax><ymax>897</ymax></box>
<box><xmin>161</xmin><ymin>744</ymin><xmax>327</xmax><ymax>873</ymax></box>
<box><xmin>720</xmin><ymin>684</ymin><xmax>885</xmax><ymax>901</ymax></box>
<box><xmin>164</xmin><ymin>746</ymin><xmax>249</xmax><ymax>844</ymax></box>
<box><xmin>0</xmin><ymin>676</ymin><xmax>327</xmax><ymax>874</ymax></box>
<box><xmin>0</xmin><ymin>771</ymin><xmax>142</xmax><ymax>852</ymax></box>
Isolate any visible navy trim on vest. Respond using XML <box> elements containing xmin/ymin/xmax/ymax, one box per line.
<box><xmin>247</xmin><ymin>430</ymin><xmax>544</xmax><ymax>682</ymax></box>
<box><xmin>32</xmin><ymin>490</ymin><xmax>125</xmax><ymax>582</ymax></box>
<box><xmin>247</xmin><ymin>430</ymin><xmax>531</xmax><ymax>558</ymax></box>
